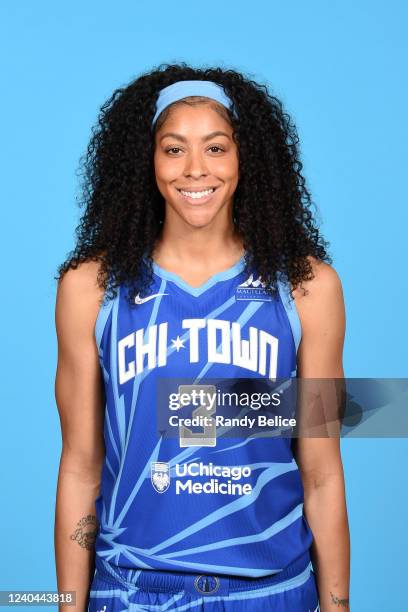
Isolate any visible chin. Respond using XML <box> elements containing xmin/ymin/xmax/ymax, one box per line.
<box><xmin>184</xmin><ymin>215</ymin><xmax>216</xmax><ymax>229</ymax></box>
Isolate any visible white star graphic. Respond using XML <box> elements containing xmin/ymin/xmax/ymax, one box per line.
<box><xmin>171</xmin><ymin>336</ymin><xmax>185</xmax><ymax>351</ymax></box>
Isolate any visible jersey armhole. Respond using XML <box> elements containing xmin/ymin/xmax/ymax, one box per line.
<box><xmin>95</xmin><ymin>293</ymin><xmax>114</xmax><ymax>351</ymax></box>
<box><xmin>277</xmin><ymin>279</ymin><xmax>302</xmax><ymax>358</ymax></box>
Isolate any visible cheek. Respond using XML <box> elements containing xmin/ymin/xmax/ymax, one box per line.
<box><xmin>212</xmin><ymin>154</ymin><xmax>239</xmax><ymax>181</ymax></box>
<box><xmin>154</xmin><ymin>155</ymin><xmax>181</xmax><ymax>185</ymax></box>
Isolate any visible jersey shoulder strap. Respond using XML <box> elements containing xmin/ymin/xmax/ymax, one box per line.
<box><xmin>276</xmin><ymin>275</ymin><xmax>302</xmax><ymax>355</ymax></box>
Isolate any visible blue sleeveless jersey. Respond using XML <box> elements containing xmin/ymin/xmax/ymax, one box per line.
<box><xmin>93</xmin><ymin>254</ymin><xmax>313</xmax><ymax>578</ymax></box>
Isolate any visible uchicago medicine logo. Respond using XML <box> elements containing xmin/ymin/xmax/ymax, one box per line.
<box><xmin>150</xmin><ymin>461</ymin><xmax>252</xmax><ymax>496</ymax></box>
<box><xmin>151</xmin><ymin>462</ymin><xmax>170</xmax><ymax>493</ymax></box>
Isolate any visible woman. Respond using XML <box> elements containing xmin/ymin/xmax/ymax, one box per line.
<box><xmin>55</xmin><ymin>63</ymin><xmax>350</xmax><ymax>611</ymax></box>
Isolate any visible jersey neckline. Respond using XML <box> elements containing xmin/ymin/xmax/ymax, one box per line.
<box><xmin>150</xmin><ymin>252</ymin><xmax>247</xmax><ymax>297</ymax></box>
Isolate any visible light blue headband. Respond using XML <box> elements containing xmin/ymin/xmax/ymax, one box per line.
<box><xmin>152</xmin><ymin>80</ymin><xmax>238</xmax><ymax>126</ymax></box>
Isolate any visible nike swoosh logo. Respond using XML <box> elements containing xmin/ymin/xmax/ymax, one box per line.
<box><xmin>135</xmin><ymin>292</ymin><xmax>168</xmax><ymax>304</ymax></box>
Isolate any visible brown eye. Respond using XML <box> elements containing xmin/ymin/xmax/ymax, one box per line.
<box><xmin>166</xmin><ymin>147</ymin><xmax>182</xmax><ymax>154</ymax></box>
<box><xmin>209</xmin><ymin>146</ymin><xmax>224</xmax><ymax>153</ymax></box>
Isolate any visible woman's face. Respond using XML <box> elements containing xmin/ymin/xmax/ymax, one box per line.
<box><xmin>153</xmin><ymin>102</ymin><xmax>239</xmax><ymax>229</ymax></box>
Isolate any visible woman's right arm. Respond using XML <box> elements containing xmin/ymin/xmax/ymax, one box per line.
<box><xmin>54</xmin><ymin>262</ymin><xmax>106</xmax><ymax>611</ymax></box>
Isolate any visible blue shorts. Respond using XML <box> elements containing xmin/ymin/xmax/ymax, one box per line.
<box><xmin>88</xmin><ymin>552</ymin><xmax>319</xmax><ymax>611</ymax></box>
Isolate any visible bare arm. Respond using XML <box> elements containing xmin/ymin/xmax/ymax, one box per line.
<box><xmin>293</xmin><ymin>258</ymin><xmax>350</xmax><ymax>611</ymax></box>
<box><xmin>54</xmin><ymin>262</ymin><xmax>105</xmax><ymax>611</ymax></box>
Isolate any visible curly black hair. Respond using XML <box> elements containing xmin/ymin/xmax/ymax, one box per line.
<box><xmin>56</xmin><ymin>61</ymin><xmax>332</xmax><ymax>306</ymax></box>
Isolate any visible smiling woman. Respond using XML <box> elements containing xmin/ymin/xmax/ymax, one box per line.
<box><xmin>54</xmin><ymin>62</ymin><xmax>349</xmax><ymax>611</ymax></box>
<box><xmin>153</xmin><ymin>101</ymin><xmax>240</xmax><ymax>242</ymax></box>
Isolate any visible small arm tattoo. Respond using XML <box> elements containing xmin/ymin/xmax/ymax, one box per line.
<box><xmin>70</xmin><ymin>514</ymin><xmax>99</xmax><ymax>550</ymax></box>
<box><xmin>330</xmin><ymin>591</ymin><xmax>350</xmax><ymax>608</ymax></box>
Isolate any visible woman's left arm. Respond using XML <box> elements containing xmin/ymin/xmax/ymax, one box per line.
<box><xmin>293</xmin><ymin>258</ymin><xmax>350</xmax><ymax>611</ymax></box>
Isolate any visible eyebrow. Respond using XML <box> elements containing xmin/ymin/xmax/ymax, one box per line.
<box><xmin>159</xmin><ymin>130</ymin><xmax>231</xmax><ymax>143</ymax></box>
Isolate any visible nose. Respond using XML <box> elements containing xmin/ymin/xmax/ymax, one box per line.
<box><xmin>183</xmin><ymin>148</ymin><xmax>209</xmax><ymax>178</ymax></box>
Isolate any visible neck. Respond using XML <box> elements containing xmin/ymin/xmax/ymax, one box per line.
<box><xmin>153</xmin><ymin>220</ymin><xmax>244</xmax><ymax>268</ymax></box>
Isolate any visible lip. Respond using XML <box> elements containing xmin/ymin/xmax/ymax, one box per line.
<box><xmin>176</xmin><ymin>186</ymin><xmax>219</xmax><ymax>204</ymax></box>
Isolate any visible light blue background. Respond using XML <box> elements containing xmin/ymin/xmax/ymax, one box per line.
<box><xmin>1</xmin><ymin>1</ymin><xmax>407</xmax><ymax>610</ymax></box>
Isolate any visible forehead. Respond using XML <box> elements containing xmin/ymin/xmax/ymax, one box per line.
<box><xmin>155</xmin><ymin>100</ymin><xmax>233</xmax><ymax>138</ymax></box>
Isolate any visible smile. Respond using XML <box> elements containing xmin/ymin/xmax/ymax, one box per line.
<box><xmin>177</xmin><ymin>187</ymin><xmax>217</xmax><ymax>202</ymax></box>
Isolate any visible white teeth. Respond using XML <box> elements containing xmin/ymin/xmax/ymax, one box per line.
<box><xmin>180</xmin><ymin>188</ymin><xmax>215</xmax><ymax>199</ymax></box>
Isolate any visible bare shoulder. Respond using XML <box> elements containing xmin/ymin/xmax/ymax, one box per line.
<box><xmin>55</xmin><ymin>260</ymin><xmax>106</xmax><ymax>342</ymax></box>
<box><xmin>291</xmin><ymin>255</ymin><xmax>343</xmax><ymax>301</ymax></box>
<box><xmin>57</xmin><ymin>259</ymin><xmax>104</xmax><ymax>295</ymax></box>
<box><xmin>291</xmin><ymin>256</ymin><xmax>345</xmax><ymax>334</ymax></box>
